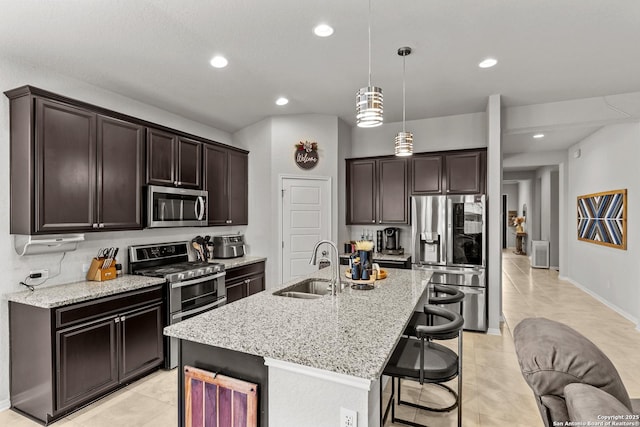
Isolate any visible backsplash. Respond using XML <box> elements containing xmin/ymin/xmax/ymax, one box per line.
<box><xmin>4</xmin><ymin>226</ymin><xmax>247</xmax><ymax>292</ymax></box>
<box><xmin>345</xmin><ymin>225</ymin><xmax>412</xmax><ymax>254</ymax></box>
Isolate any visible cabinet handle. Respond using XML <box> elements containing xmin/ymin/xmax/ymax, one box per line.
<box><xmin>174</xmin><ymin>180</ymin><xmax>178</xmax><ymax>186</ymax></box>
<box><xmin>226</xmin><ymin>219</ymin><xmax>232</xmax><ymax>224</ymax></box>
<box><xmin>120</xmin><ymin>315</ymin><xmax>126</xmax><ymax>322</ymax></box>
<box><xmin>178</xmin><ymin>181</ymin><xmax>182</xmax><ymax>186</ymax></box>
<box><xmin>244</xmin><ymin>279</ymin><xmax>251</xmax><ymax>284</ymax></box>
<box><xmin>99</xmin><ymin>223</ymin><xmax>105</xmax><ymax>228</ymax></box>
<box><xmin>372</xmin><ymin>220</ymin><xmax>375</xmax><ymax>223</ymax></box>
<box><xmin>114</xmin><ymin>317</ymin><xmax>120</xmax><ymax>323</ymax></box>
<box><xmin>92</xmin><ymin>223</ymin><xmax>98</xmax><ymax>229</ymax></box>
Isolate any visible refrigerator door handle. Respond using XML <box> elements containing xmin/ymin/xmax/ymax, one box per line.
<box><xmin>446</xmin><ymin>198</ymin><xmax>453</xmax><ymax>265</ymax></box>
<box><xmin>481</xmin><ymin>194</ymin><xmax>487</xmax><ymax>268</ymax></box>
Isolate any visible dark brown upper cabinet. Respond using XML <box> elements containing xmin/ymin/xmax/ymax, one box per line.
<box><xmin>147</xmin><ymin>129</ymin><xmax>201</xmax><ymax>189</ymax></box>
<box><xmin>6</xmin><ymin>90</ymin><xmax>144</xmax><ymax>234</ymax></box>
<box><xmin>6</xmin><ymin>85</ymin><xmax>248</xmax><ymax>234</ymax></box>
<box><xmin>35</xmin><ymin>98</ymin><xmax>97</xmax><ymax>233</ymax></box>
<box><xmin>346</xmin><ymin>157</ymin><xmax>409</xmax><ymax>225</ymax></box>
<box><xmin>411</xmin><ymin>154</ymin><xmax>443</xmax><ymax>195</ymax></box>
<box><xmin>445</xmin><ymin>151</ymin><xmax>485</xmax><ymax>194</ymax></box>
<box><xmin>97</xmin><ymin>116</ymin><xmax>145</xmax><ymax>230</ymax></box>
<box><xmin>203</xmin><ymin>144</ymin><xmax>248</xmax><ymax>226</ymax></box>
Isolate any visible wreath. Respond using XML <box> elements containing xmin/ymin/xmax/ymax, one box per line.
<box><xmin>295</xmin><ymin>141</ymin><xmax>318</xmax><ymax>152</ymax></box>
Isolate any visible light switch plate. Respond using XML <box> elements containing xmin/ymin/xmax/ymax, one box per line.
<box><xmin>340</xmin><ymin>407</ymin><xmax>357</xmax><ymax>427</ymax></box>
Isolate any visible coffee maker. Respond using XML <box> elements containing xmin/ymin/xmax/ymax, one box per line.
<box><xmin>383</xmin><ymin>227</ymin><xmax>403</xmax><ymax>255</ymax></box>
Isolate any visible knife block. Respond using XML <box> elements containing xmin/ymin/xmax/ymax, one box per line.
<box><xmin>86</xmin><ymin>257</ymin><xmax>117</xmax><ymax>282</ymax></box>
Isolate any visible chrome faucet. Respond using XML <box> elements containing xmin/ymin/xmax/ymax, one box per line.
<box><xmin>309</xmin><ymin>240</ymin><xmax>342</xmax><ymax>295</ymax></box>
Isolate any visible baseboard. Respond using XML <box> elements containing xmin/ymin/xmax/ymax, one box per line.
<box><xmin>487</xmin><ymin>327</ymin><xmax>501</xmax><ymax>336</ymax></box>
<box><xmin>564</xmin><ymin>277</ymin><xmax>639</xmax><ymax>327</ymax></box>
<box><xmin>0</xmin><ymin>398</ymin><xmax>10</xmax><ymax>412</ymax></box>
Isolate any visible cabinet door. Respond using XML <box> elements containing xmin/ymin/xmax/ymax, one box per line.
<box><xmin>147</xmin><ymin>128</ymin><xmax>177</xmax><ymax>186</ymax></box>
<box><xmin>97</xmin><ymin>116</ymin><xmax>144</xmax><ymax>230</ymax></box>
<box><xmin>228</xmin><ymin>151</ymin><xmax>248</xmax><ymax>225</ymax></box>
<box><xmin>225</xmin><ymin>280</ymin><xmax>247</xmax><ymax>304</ymax></box>
<box><xmin>411</xmin><ymin>154</ymin><xmax>443</xmax><ymax>195</ymax></box>
<box><xmin>203</xmin><ymin>144</ymin><xmax>229</xmax><ymax>225</ymax></box>
<box><xmin>35</xmin><ymin>98</ymin><xmax>97</xmax><ymax>233</ymax></box>
<box><xmin>378</xmin><ymin>158</ymin><xmax>409</xmax><ymax>224</ymax></box>
<box><xmin>246</xmin><ymin>274</ymin><xmax>265</xmax><ymax>296</ymax></box>
<box><xmin>177</xmin><ymin>137</ymin><xmax>202</xmax><ymax>189</ymax></box>
<box><xmin>56</xmin><ymin>318</ymin><xmax>118</xmax><ymax>411</ymax></box>
<box><xmin>445</xmin><ymin>152</ymin><xmax>482</xmax><ymax>194</ymax></box>
<box><xmin>119</xmin><ymin>304</ymin><xmax>164</xmax><ymax>382</ymax></box>
<box><xmin>347</xmin><ymin>159</ymin><xmax>377</xmax><ymax>224</ymax></box>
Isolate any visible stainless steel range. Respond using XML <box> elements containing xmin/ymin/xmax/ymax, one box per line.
<box><xmin>129</xmin><ymin>241</ymin><xmax>226</xmax><ymax>369</ymax></box>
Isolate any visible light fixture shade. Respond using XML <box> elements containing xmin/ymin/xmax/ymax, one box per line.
<box><xmin>356</xmin><ymin>86</ymin><xmax>383</xmax><ymax>128</ymax></box>
<box><xmin>394</xmin><ymin>131</ymin><xmax>413</xmax><ymax>156</ymax></box>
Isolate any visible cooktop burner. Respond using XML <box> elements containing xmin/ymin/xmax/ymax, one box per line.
<box><xmin>135</xmin><ymin>261</ymin><xmax>225</xmax><ymax>281</ymax></box>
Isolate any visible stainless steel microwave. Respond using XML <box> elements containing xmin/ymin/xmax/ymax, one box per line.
<box><xmin>147</xmin><ymin>185</ymin><xmax>208</xmax><ymax>228</ymax></box>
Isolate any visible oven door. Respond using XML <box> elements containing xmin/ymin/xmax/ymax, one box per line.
<box><xmin>148</xmin><ymin>185</ymin><xmax>208</xmax><ymax>228</ymax></box>
<box><xmin>166</xmin><ymin>272</ymin><xmax>226</xmax><ymax>369</ymax></box>
<box><xmin>169</xmin><ymin>272</ymin><xmax>226</xmax><ymax>320</ymax></box>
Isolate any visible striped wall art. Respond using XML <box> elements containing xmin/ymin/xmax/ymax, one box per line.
<box><xmin>577</xmin><ymin>189</ymin><xmax>627</xmax><ymax>250</ymax></box>
<box><xmin>185</xmin><ymin>366</ymin><xmax>258</xmax><ymax>427</ymax></box>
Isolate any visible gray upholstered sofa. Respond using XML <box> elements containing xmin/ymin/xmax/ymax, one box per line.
<box><xmin>514</xmin><ymin>318</ymin><xmax>640</xmax><ymax>426</ymax></box>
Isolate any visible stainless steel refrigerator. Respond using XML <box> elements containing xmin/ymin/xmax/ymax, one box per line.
<box><xmin>412</xmin><ymin>195</ymin><xmax>487</xmax><ymax>331</ymax></box>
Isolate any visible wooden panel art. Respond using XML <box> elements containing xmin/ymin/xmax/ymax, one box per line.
<box><xmin>577</xmin><ymin>189</ymin><xmax>627</xmax><ymax>250</ymax></box>
<box><xmin>185</xmin><ymin>366</ymin><xmax>257</xmax><ymax>427</ymax></box>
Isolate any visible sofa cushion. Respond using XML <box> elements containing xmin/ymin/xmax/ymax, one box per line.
<box><xmin>513</xmin><ymin>318</ymin><xmax>632</xmax><ymax>411</ymax></box>
<box><xmin>565</xmin><ymin>383</ymin><xmax>635</xmax><ymax>422</ymax></box>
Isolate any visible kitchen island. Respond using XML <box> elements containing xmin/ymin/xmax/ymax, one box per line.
<box><xmin>164</xmin><ymin>265</ymin><xmax>433</xmax><ymax>427</ymax></box>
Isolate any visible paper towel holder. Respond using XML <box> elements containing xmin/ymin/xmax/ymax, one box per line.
<box><xmin>14</xmin><ymin>234</ymin><xmax>85</xmax><ymax>256</ymax></box>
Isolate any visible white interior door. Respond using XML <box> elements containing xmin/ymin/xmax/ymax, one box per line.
<box><xmin>281</xmin><ymin>177</ymin><xmax>331</xmax><ymax>282</ymax></box>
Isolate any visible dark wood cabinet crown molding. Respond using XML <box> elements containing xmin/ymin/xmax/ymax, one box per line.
<box><xmin>4</xmin><ymin>85</ymin><xmax>248</xmax><ymax>155</ymax></box>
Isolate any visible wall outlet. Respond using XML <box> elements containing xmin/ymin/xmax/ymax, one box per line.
<box><xmin>29</xmin><ymin>269</ymin><xmax>49</xmax><ymax>279</ymax></box>
<box><xmin>82</xmin><ymin>263</ymin><xmax>91</xmax><ymax>273</ymax></box>
<box><xmin>340</xmin><ymin>407</ymin><xmax>357</xmax><ymax>427</ymax></box>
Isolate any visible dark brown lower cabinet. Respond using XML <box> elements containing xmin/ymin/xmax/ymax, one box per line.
<box><xmin>225</xmin><ymin>262</ymin><xmax>265</xmax><ymax>304</ymax></box>
<box><xmin>56</xmin><ymin>318</ymin><xmax>118</xmax><ymax>411</ymax></box>
<box><xmin>10</xmin><ymin>285</ymin><xmax>164</xmax><ymax>424</ymax></box>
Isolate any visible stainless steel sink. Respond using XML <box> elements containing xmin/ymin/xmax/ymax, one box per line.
<box><xmin>273</xmin><ymin>279</ymin><xmax>333</xmax><ymax>299</ymax></box>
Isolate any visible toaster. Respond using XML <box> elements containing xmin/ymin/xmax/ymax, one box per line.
<box><xmin>212</xmin><ymin>234</ymin><xmax>245</xmax><ymax>258</ymax></box>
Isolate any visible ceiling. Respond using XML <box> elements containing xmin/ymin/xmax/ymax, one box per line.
<box><xmin>2</xmin><ymin>0</ymin><xmax>640</xmax><ymax>137</ymax></box>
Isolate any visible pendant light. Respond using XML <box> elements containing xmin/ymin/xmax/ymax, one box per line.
<box><xmin>394</xmin><ymin>46</ymin><xmax>413</xmax><ymax>156</ymax></box>
<box><xmin>356</xmin><ymin>0</ymin><xmax>383</xmax><ymax>128</ymax></box>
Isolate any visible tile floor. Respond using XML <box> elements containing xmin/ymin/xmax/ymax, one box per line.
<box><xmin>2</xmin><ymin>250</ymin><xmax>639</xmax><ymax>426</ymax></box>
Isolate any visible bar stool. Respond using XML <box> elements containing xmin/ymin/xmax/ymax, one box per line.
<box><xmin>382</xmin><ymin>305</ymin><xmax>464</xmax><ymax>427</ymax></box>
<box><xmin>404</xmin><ymin>284</ymin><xmax>465</xmax><ymax>336</ymax></box>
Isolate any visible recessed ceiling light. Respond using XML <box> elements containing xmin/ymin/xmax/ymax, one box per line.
<box><xmin>209</xmin><ymin>56</ymin><xmax>228</xmax><ymax>68</ymax></box>
<box><xmin>478</xmin><ymin>58</ymin><xmax>498</xmax><ymax>68</ymax></box>
<box><xmin>313</xmin><ymin>24</ymin><xmax>334</xmax><ymax>37</ymax></box>
<box><xmin>533</xmin><ymin>133</ymin><xmax>545</xmax><ymax>139</ymax></box>
<box><xmin>275</xmin><ymin>97</ymin><xmax>289</xmax><ymax>106</ymax></box>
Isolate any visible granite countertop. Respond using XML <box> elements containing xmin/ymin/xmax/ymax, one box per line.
<box><xmin>4</xmin><ymin>275</ymin><xmax>166</xmax><ymax>309</ymax></box>
<box><xmin>164</xmin><ymin>266</ymin><xmax>432</xmax><ymax>381</ymax></box>
<box><xmin>209</xmin><ymin>256</ymin><xmax>266</xmax><ymax>270</ymax></box>
<box><xmin>339</xmin><ymin>252</ymin><xmax>412</xmax><ymax>262</ymax></box>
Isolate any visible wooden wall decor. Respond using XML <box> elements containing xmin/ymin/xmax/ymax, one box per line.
<box><xmin>577</xmin><ymin>189</ymin><xmax>627</xmax><ymax>250</ymax></box>
<box><xmin>185</xmin><ymin>366</ymin><xmax>258</xmax><ymax>427</ymax></box>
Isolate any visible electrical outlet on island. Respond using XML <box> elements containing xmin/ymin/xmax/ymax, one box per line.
<box><xmin>340</xmin><ymin>407</ymin><xmax>357</xmax><ymax>427</ymax></box>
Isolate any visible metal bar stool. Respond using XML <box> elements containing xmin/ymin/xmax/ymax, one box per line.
<box><xmin>405</xmin><ymin>284</ymin><xmax>465</xmax><ymax>336</ymax></box>
<box><xmin>381</xmin><ymin>305</ymin><xmax>464</xmax><ymax>427</ymax></box>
